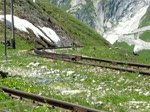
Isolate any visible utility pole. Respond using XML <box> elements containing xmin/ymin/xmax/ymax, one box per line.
<box><xmin>11</xmin><ymin>0</ymin><xmax>15</xmax><ymax>49</ymax></box>
<box><xmin>4</xmin><ymin>0</ymin><xmax>7</xmax><ymax>61</ymax></box>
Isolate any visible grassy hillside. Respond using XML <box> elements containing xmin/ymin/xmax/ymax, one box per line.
<box><xmin>114</xmin><ymin>42</ymin><xmax>150</xmax><ymax>64</ymax></box>
<box><xmin>140</xmin><ymin>31</ymin><xmax>150</xmax><ymax>42</ymax></box>
<box><xmin>0</xmin><ymin>0</ymin><xmax>138</xmax><ymax>62</ymax></box>
<box><xmin>34</xmin><ymin>0</ymin><xmax>109</xmax><ymax>46</ymax></box>
<box><xmin>140</xmin><ymin>6</ymin><xmax>150</xmax><ymax>27</ymax></box>
<box><xmin>114</xmin><ymin>6</ymin><xmax>150</xmax><ymax>64</ymax></box>
<box><xmin>139</xmin><ymin>6</ymin><xmax>150</xmax><ymax>42</ymax></box>
<box><xmin>0</xmin><ymin>1</ymin><xmax>150</xmax><ymax>112</ymax></box>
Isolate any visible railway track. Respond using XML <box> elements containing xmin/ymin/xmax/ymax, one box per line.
<box><xmin>0</xmin><ymin>86</ymin><xmax>103</xmax><ymax>112</ymax></box>
<box><xmin>33</xmin><ymin>48</ymin><xmax>150</xmax><ymax>75</ymax></box>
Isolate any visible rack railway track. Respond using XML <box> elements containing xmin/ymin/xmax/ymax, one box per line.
<box><xmin>33</xmin><ymin>48</ymin><xmax>150</xmax><ymax>75</ymax></box>
<box><xmin>0</xmin><ymin>86</ymin><xmax>103</xmax><ymax>112</ymax></box>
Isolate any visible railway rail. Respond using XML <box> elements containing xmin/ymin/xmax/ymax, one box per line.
<box><xmin>33</xmin><ymin>48</ymin><xmax>150</xmax><ymax>75</ymax></box>
<box><xmin>0</xmin><ymin>86</ymin><xmax>103</xmax><ymax>112</ymax></box>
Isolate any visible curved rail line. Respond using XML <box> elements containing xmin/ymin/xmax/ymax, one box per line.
<box><xmin>33</xmin><ymin>48</ymin><xmax>150</xmax><ymax>75</ymax></box>
<box><xmin>0</xmin><ymin>86</ymin><xmax>103</xmax><ymax>112</ymax></box>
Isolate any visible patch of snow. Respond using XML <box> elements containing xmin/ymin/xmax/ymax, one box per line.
<box><xmin>131</xmin><ymin>25</ymin><xmax>150</xmax><ymax>34</ymax></box>
<box><xmin>0</xmin><ymin>15</ymin><xmax>61</xmax><ymax>46</ymax></box>
<box><xmin>39</xmin><ymin>27</ymin><xmax>61</xmax><ymax>46</ymax></box>
<box><xmin>118</xmin><ymin>34</ymin><xmax>150</xmax><ymax>54</ymax></box>
<box><xmin>103</xmin><ymin>3</ymin><xmax>150</xmax><ymax>53</ymax></box>
<box><xmin>134</xmin><ymin>45</ymin><xmax>143</xmax><ymax>54</ymax></box>
<box><xmin>104</xmin><ymin>5</ymin><xmax>149</xmax><ymax>44</ymax></box>
<box><xmin>33</xmin><ymin>0</ymin><xmax>36</xmax><ymax>3</ymax></box>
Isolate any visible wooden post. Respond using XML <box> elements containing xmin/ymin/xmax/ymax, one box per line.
<box><xmin>11</xmin><ymin>0</ymin><xmax>16</xmax><ymax>49</ymax></box>
<box><xmin>4</xmin><ymin>0</ymin><xmax>7</xmax><ymax>61</ymax></box>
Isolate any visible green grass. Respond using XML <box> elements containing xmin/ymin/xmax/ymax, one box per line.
<box><xmin>114</xmin><ymin>42</ymin><xmax>150</xmax><ymax>64</ymax></box>
<box><xmin>0</xmin><ymin>0</ymin><xmax>150</xmax><ymax>112</ymax></box>
<box><xmin>35</xmin><ymin>0</ymin><xmax>109</xmax><ymax>46</ymax></box>
<box><xmin>0</xmin><ymin>57</ymin><xmax>150</xmax><ymax>111</ymax></box>
<box><xmin>1</xmin><ymin>0</ymin><xmax>149</xmax><ymax>63</ymax></box>
<box><xmin>140</xmin><ymin>6</ymin><xmax>150</xmax><ymax>27</ymax></box>
<box><xmin>139</xmin><ymin>31</ymin><xmax>150</xmax><ymax>42</ymax></box>
<box><xmin>0</xmin><ymin>36</ymin><xmax>149</xmax><ymax>111</ymax></box>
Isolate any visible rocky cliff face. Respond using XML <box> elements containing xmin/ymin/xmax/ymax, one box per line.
<box><xmin>49</xmin><ymin>0</ymin><xmax>149</xmax><ymax>35</ymax></box>
<box><xmin>49</xmin><ymin>0</ymin><xmax>150</xmax><ymax>52</ymax></box>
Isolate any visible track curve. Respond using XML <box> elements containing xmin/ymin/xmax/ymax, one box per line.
<box><xmin>0</xmin><ymin>86</ymin><xmax>103</xmax><ymax>112</ymax></box>
<box><xmin>32</xmin><ymin>48</ymin><xmax>150</xmax><ymax>75</ymax></box>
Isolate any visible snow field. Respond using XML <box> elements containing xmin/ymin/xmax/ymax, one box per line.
<box><xmin>0</xmin><ymin>15</ymin><xmax>61</xmax><ymax>46</ymax></box>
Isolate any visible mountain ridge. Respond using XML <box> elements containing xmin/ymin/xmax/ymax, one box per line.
<box><xmin>48</xmin><ymin>0</ymin><xmax>150</xmax><ymax>53</ymax></box>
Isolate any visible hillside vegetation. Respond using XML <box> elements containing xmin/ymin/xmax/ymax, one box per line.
<box><xmin>139</xmin><ymin>6</ymin><xmax>150</xmax><ymax>42</ymax></box>
<box><xmin>140</xmin><ymin>6</ymin><xmax>150</xmax><ymax>27</ymax></box>
<box><xmin>0</xmin><ymin>0</ymin><xmax>150</xmax><ymax>112</ymax></box>
<box><xmin>114</xmin><ymin>6</ymin><xmax>150</xmax><ymax>64</ymax></box>
<box><xmin>0</xmin><ymin>0</ymin><xmax>148</xmax><ymax>62</ymax></box>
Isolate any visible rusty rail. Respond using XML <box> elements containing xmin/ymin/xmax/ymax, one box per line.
<box><xmin>33</xmin><ymin>49</ymin><xmax>150</xmax><ymax>75</ymax></box>
<box><xmin>0</xmin><ymin>86</ymin><xmax>103</xmax><ymax>112</ymax></box>
<box><xmin>81</xmin><ymin>56</ymin><xmax>150</xmax><ymax>68</ymax></box>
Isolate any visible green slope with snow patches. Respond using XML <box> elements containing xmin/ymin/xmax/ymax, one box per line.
<box><xmin>0</xmin><ymin>0</ymin><xmax>149</xmax><ymax>62</ymax></box>
<box><xmin>140</xmin><ymin>6</ymin><xmax>150</xmax><ymax>27</ymax></box>
<box><xmin>139</xmin><ymin>6</ymin><xmax>150</xmax><ymax>41</ymax></box>
<box><xmin>0</xmin><ymin>1</ymin><xmax>150</xmax><ymax>112</ymax></box>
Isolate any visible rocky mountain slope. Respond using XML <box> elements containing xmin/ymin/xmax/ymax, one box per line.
<box><xmin>0</xmin><ymin>0</ymin><xmax>83</xmax><ymax>48</ymax></box>
<box><xmin>0</xmin><ymin>0</ymin><xmax>149</xmax><ymax>63</ymax></box>
<box><xmin>49</xmin><ymin>0</ymin><xmax>150</xmax><ymax>53</ymax></box>
<box><xmin>0</xmin><ymin>1</ymin><xmax>150</xmax><ymax>112</ymax></box>
<box><xmin>0</xmin><ymin>0</ymin><xmax>110</xmax><ymax>48</ymax></box>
